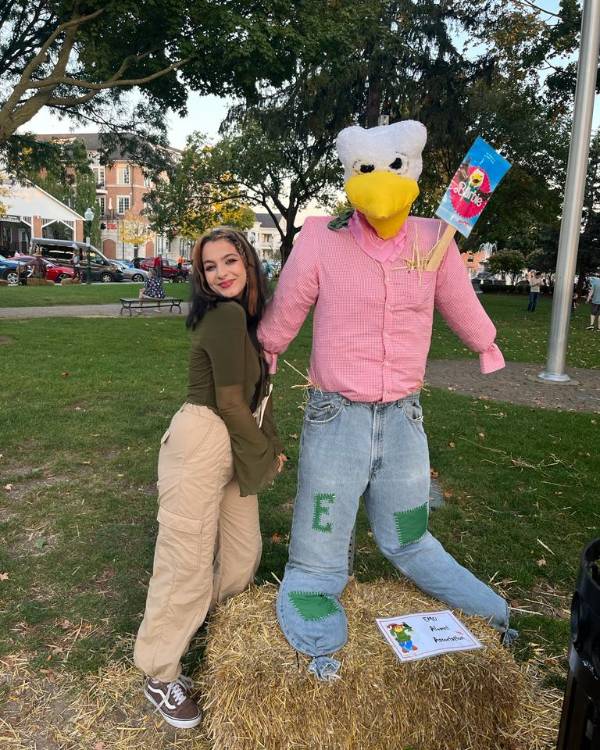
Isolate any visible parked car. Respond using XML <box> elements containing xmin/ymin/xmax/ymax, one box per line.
<box><xmin>138</xmin><ymin>257</ymin><xmax>189</xmax><ymax>282</ymax></box>
<box><xmin>13</xmin><ymin>255</ymin><xmax>76</xmax><ymax>284</ymax></box>
<box><xmin>0</xmin><ymin>255</ymin><xmax>30</xmax><ymax>284</ymax></box>
<box><xmin>113</xmin><ymin>261</ymin><xmax>148</xmax><ymax>282</ymax></box>
<box><xmin>29</xmin><ymin>237</ymin><xmax>123</xmax><ymax>283</ymax></box>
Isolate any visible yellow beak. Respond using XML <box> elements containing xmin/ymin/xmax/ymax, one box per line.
<box><xmin>345</xmin><ymin>171</ymin><xmax>420</xmax><ymax>239</ymax></box>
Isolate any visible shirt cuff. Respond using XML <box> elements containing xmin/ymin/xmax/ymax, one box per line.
<box><xmin>263</xmin><ymin>350</ymin><xmax>278</xmax><ymax>374</ymax></box>
<box><xmin>479</xmin><ymin>343</ymin><xmax>505</xmax><ymax>374</ymax></box>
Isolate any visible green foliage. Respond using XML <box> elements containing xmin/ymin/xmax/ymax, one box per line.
<box><xmin>486</xmin><ymin>250</ymin><xmax>527</xmax><ymax>282</ymax></box>
<box><xmin>145</xmin><ymin>135</ymin><xmax>257</xmax><ymax>240</ymax></box>
<box><xmin>195</xmin><ymin>0</ymin><xmax>570</xmax><ymax>263</ymax></box>
<box><xmin>579</xmin><ymin>130</ymin><xmax>600</xmax><ymax>276</ymax></box>
<box><xmin>0</xmin><ymin>0</ymin><xmax>312</xmax><ymax>163</ymax></box>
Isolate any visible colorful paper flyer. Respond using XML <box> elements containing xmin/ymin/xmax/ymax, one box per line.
<box><xmin>435</xmin><ymin>137</ymin><xmax>511</xmax><ymax>238</ymax></box>
<box><xmin>376</xmin><ymin>610</ymin><xmax>483</xmax><ymax>663</ymax></box>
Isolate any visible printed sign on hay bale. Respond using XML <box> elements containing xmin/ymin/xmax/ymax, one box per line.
<box><xmin>377</xmin><ymin>610</ymin><xmax>482</xmax><ymax>663</ymax></box>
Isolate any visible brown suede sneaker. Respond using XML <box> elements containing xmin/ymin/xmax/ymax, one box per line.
<box><xmin>144</xmin><ymin>675</ymin><xmax>202</xmax><ymax>728</ymax></box>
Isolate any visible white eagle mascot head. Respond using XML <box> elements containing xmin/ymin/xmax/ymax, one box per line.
<box><xmin>336</xmin><ymin>120</ymin><xmax>427</xmax><ymax>239</ymax></box>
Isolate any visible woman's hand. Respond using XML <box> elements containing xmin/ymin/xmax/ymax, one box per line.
<box><xmin>276</xmin><ymin>453</ymin><xmax>288</xmax><ymax>473</ymax></box>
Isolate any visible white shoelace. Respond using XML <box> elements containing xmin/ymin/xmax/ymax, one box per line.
<box><xmin>159</xmin><ymin>675</ymin><xmax>194</xmax><ymax>710</ymax></box>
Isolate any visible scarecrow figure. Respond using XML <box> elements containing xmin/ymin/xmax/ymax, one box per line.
<box><xmin>389</xmin><ymin>622</ymin><xmax>418</xmax><ymax>654</ymax></box>
<box><xmin>258</xmin><ymin>120</ymin><xmax>516</xmax><ymax>680</ymax></box>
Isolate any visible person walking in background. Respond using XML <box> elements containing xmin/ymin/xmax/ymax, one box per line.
<box><xmin>527</xmin><ymin>270</ymin><xmax>542</xmax><ymax>312</ymax></box>
<box><xmin>31</xmin><ymin>250</ymin><xmax>46</xmax><ymax>280</ymax></box>
<box><xmin>153</xmin><ymin>254</ymin><xmax>162</xmax><ymax>279</ymax></box>
<box><xmin>72</xmin><ymin>248</ymin><xmax>81</xmax><ymax>281</ymax></box>
<box><xmin>586</xmin><ymin>269</ymin><xmax>600</xmax><ymax>330</ymax></box>
<box><xmin>133</xmin><ymin>227</ymin><xmax>285</xmax><ymax>729</ymax></box>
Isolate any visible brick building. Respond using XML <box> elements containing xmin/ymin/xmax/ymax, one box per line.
<box><xmin>35</xmin><ymin>134</ymin><xmax>189</xmax><ymax>260</ymax></box>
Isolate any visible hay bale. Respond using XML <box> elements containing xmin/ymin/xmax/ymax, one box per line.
<box><xmin>202</xmin><ymin>580</ymin><xmax>560</xmax><ymax>750</ymax></box>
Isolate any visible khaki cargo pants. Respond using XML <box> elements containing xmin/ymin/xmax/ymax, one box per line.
<box><xmin>134</xmin><ymin>403</ymin><xmax>262</xmax><ymax>682</ymax></box>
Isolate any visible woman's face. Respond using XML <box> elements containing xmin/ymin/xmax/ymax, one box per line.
<box><xmin>201</xmin><ymin>239</ymin><xmax>248</xmax><ymax>299</ymax></box>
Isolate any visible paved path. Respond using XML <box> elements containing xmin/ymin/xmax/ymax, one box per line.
<box><xmin>425</xmin><ymin>359</ymin><xmax>600</xmax><ymax>414</ymax></box>
<box><xmin>0</xmin><ymin>304</ymin><xmax>183</xmax><ymax>318</ymax></box>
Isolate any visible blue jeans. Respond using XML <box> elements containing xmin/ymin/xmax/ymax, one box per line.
<box><xmin>527</xmin><ymin>291</ymin><xmax>539</xmax><ymax>311</ymax></box>
<box><xmin>277</xmin><ymin>389</ymin><xmax>509</xmax><ymax>676</ymax></box>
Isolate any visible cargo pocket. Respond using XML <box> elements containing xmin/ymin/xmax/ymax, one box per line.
<box><xmin>156</xmin><ymin>506</ymin><xmax>206</xmax><ymax>570</ymax></box>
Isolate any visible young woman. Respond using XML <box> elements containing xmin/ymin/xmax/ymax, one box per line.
<box><xmin>134</xmin><ymin>228</ymin><xmax>285</xmax><ymax>728</ymax></box>
<box><xmin>141</xmin><ymin>267</ymin><xmax>166</xmax><ymax>299</ymax></box>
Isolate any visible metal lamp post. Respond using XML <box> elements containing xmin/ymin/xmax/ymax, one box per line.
<box><xmin>83</xmin><ymin>207</ymin><xmax>94</xmax><ymax>285</ymax></box>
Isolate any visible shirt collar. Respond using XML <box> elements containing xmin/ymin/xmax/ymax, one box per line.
<box><xmin>348</xmin><ymin>211</ymin><xmax>409</xmax><ymax>264</ymax></box>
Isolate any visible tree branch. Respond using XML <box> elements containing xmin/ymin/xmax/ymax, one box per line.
<box><xmin>35</xmin><ymin>56</ymin><xmax>189</xmax><ymax>92</ymax></box>
<box><xmin>2</xmin><ymin>7</ymin><xmax>104</xmax><ymax>116</ymax></box>
<box><xmin>513</xmin><ymin>0</ymin><xmax>561</xmax><ymax>19</ymax></box>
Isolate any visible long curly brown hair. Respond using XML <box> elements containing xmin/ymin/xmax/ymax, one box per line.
<box><xmin>186</xmin><ymin>227</ymin><xmax>267</xmax><ymax>330</ymax></box>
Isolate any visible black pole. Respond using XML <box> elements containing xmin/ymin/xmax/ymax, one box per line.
<box><xmin>86</xmin><ymin>220</ymin><xmax>91</xmax><ymax>285</ymax></box>
<box><xmin>557</xmin><ymin>539</ymin><xmax>600</xmax><ymax>749</ymax></box>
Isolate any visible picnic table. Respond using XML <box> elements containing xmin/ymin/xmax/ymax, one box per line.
<box><xmin>119</xmin><ymin>296</ymin><xmax>183</xmax><ymax>317</ymax></box>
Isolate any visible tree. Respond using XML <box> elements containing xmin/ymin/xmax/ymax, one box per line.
<box><xmin>195</xmin><ymin>1</ymin><xmax>572</xmax><ymax>262</ymax></box>
<box><xmin>145</xmin><ymin>137</ymin><xmax>256</xmax><ymax>241</ymax></box>
<box><xmin>486</xmin><ymin>249</ymin><xmax>527</xmax><ymax>283</ymax></box>
<box><xmin>0</xmin><ymin>0</ymin><xmax>311</xmax><ymax>164</ymax></box>
<box><xmin>174</xmin><ymin>0</ymin><xmax>491</xmax><ymax>262</ymax></box>
<box><xmin>119</xmin><ymin>211</ymin><xmax>151</xmax><ymax>257</ymax></box>
<box><xmin>206</xmin><ymin>105</ymin><xmax>343</xmax><ymax>261</ymax></box>
<box><xmin>0</xmin><ymin>173</ymin><xmax>9</xmax><ymax>217</ymax></box>
<box><xmin>141</xmin><ymin>1</ymin><xmax>570</xmax><ymax>264</ymax></box>
<box><xmin>577</xmin><ymin>129</ymin><xmax>600</xmax><ymax>288</ymax></box>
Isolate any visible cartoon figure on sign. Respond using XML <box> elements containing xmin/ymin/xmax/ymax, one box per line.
<box><xmin>389</xmin><ymin>622</ymin><xmax>418</xmax><ymax>654</ymax></box>
<box><xmin>450</xmin><ymin>162</ymin><xmax>492</xmax><ymax>219</ymax></box>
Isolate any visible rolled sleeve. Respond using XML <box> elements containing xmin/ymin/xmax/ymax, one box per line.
<box><xmin>479</xmin><ymin>343</ymin><xmax>505</xmax><ymax>374</ymax></box>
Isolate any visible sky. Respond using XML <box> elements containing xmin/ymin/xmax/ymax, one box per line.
<box><xmin>22</xmin><ymin>92</ymin><xmax>231</xmax><ymax>149</ymax></box>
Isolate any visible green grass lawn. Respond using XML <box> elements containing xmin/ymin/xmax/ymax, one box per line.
<box><xmin>0</xmin><ymin>294</ymin><xmax>597</xmax><ymax>690</ymax></box>
<box><xmin>0</xmin><ymin>281</ymin><xmax>190</xmax><ymax>307</ymax></box>
<box><xmin>430</xmin><ymin>292</ymin><xmax>600</xmax><ymax>368</ymax></box>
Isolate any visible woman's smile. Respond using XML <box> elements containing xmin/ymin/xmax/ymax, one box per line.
<box><xmin>202</xmin><ymin>238</ymin><xmax>248</xmax><ymax>298</ymax></box>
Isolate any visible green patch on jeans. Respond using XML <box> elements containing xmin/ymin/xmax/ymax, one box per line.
<box><xmin>312</xmin><ymin>492</ymin><xmax>335</xmax><ymax>533</ymax></box>
<box><xmin>394</xmin><ymin>503</ymin><xmax>428</xmax><ymax>546</ymax></box>
<box><xmin>288</xmin><ymin>591</ymin><xmax>340</xmax><ymax>621</ymax></box>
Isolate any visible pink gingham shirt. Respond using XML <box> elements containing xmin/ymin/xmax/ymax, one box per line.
<box><xmin>258</xmin><ymin>213</ymin><xmax>504</xmax><ymax>402</ymax></box>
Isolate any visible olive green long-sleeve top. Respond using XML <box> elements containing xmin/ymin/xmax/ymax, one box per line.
<box><xmin>186</xmin><ymin>301</ymin><xmax>282</xmax><ymax>497</ymax></box>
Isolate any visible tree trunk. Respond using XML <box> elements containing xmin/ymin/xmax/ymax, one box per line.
<box><xmin>280</xmin><ymin>231</ymin><xmax>295</xmax><ymax>264</ymax></box>
<box><xmin>366</xmin><ymin>76</ymin><xmax>382</xmax><ymax>128</ymax></box>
